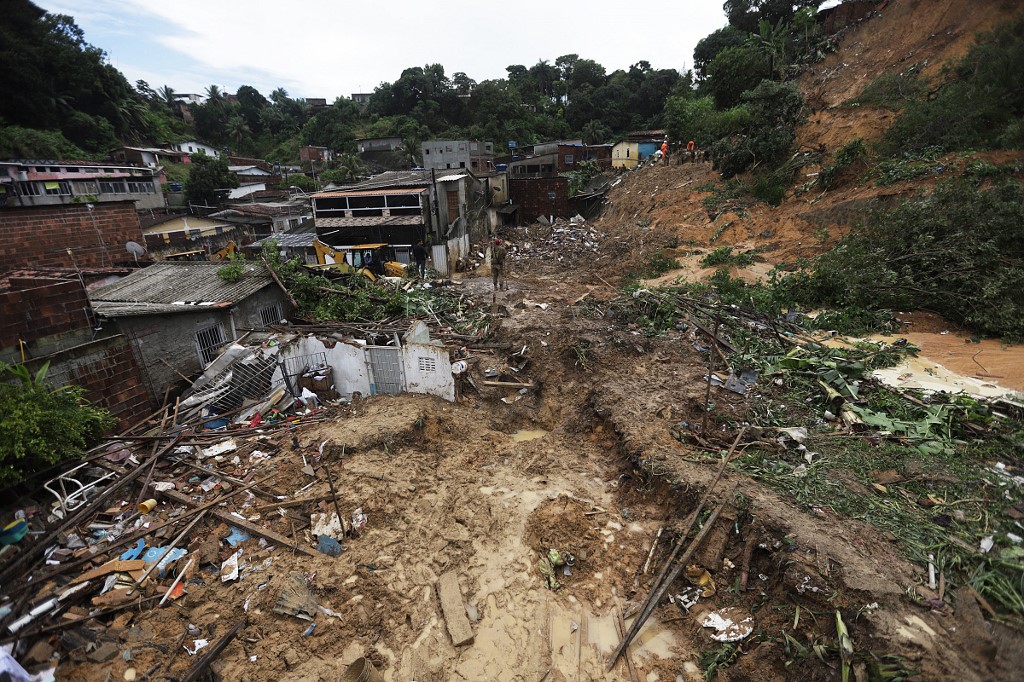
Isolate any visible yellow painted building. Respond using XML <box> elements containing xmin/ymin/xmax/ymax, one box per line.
<box><xmin>611</xmin><ymin>141</ymin><xmax>639</xmax><ymax>169</ymax></box>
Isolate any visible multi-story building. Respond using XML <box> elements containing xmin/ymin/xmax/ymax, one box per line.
<box><xmin>420</xmin><ymin>140</ymin><xmax>494</xmax><ymax>172</ymax></box>
<box><xmin>0</xmin><ymin>160</ymin><xmax>164</xmax><ymax>210</ymax></box>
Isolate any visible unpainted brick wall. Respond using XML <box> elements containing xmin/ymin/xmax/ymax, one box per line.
<box><xmin>0</xmin><ymin>202</ymin><xmax>145</xmax><ymax>271</ymax></box>
<box><xmin>509</xmin><ymin>177</ymin><xmax>570</xmax><ymax>220</ymax></box>
<box><xmin>0</xmin><ymin>277</ymin><xmax>93</xmax><ymax>354</ymax></box>
<box><xmin>23</xmin><ymin>335</ymin><xmax>153</xmax><ymax>430</ymax></box>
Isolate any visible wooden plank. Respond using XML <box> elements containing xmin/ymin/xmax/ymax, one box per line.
<box><xmin>481</xmin><ymin>380</ymin><xmax>535</xmax><ymax>388</ymax></box>
<box><xmin>254</xmin><ymin>494</ymin><xmax>330</xmax><ymax>513</ymax></box>
<box><xmin>437</xmin><ymin>571</ymin><xmax>474</xmax><ymax>646</ymax></box>
<box><xmin>71</xmin><ymin>559</ymin><xmax>146</xmax><ymax>585</ymax></box>
<box><xmin>160</xmin><ymin>489</ymin><xmax>317</xmax><ymax>557</ymax></box>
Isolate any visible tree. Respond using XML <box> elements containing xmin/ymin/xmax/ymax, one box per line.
<box><xmin>703</xmin><ymin>44</ymin><xmax>772</xmax><ymax>109</ymax></box>
<box><xmin>159</xmin><ymin>85</ymin><xmax>177</xmax><ymax>109</ymax></box>
<box><xmin>694</xmin><ymin>26</ymin><xmax>749</xmax><ymax>82</ymax></box>
<box><xmin>185</xmin><ymin>152</ymin><xmax>238</xmax><ymax>206</ymax></box>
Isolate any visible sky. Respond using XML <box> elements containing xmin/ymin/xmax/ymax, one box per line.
<box><xmin>36</xmin><ymin>0</ymin><xmax>733</xmax><ymax>100</ymax></box>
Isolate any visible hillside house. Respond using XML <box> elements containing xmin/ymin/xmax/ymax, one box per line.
<box><xmin>90</xmin><ymin>262</ymin><xmax>292</xmax><ymax>396</ymax></box>
<box><xmin>0</xmin><ymin>160</ymin><xmax>163</xmax><ymax>210</ymax></box>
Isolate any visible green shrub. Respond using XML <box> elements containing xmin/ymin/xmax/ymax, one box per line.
<box><xmin>0</xmin><ymin>362</ymin><xmax>115</xmax><ymax>487</ymax></box>
<box><xmin>850</xmin><ymin>71</ymin><xmax>927</xmax><ymax>109</ymax></box>
<box><xmin>879</xmin><ymin>19</ymin><xmax>1024</xmax><ymax>157</ymax></box>
<box><xmin>818</xmin><ymin>137</ymin><xmax>868</xmax><ymax>189</ymax></box>
<box><xmin>786</xmin><ymin>179</ymin><xmax>1024</xmax><ymax>339</ymax></box>
<box><xmin>701</xmin><ymin>246</ymin><xmax>754</xmax><ymax>267</ymax></box>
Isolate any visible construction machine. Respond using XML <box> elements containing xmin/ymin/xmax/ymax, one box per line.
<box><xmin>311</xmin><ymin>238</ymin><xmax>407</xmax><ymax>281</ymax></box>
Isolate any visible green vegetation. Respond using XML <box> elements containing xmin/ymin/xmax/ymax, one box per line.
<box><xmin>0</xmin><ymin>361</ymin><xmax>115</xmax><ymax>487</ymax></box>
<box><xmin>185</xmin><ymin>152</ymin><xmax>239</xmax><ymax>206</ymax></box>
<box><xmin>785</xmin><ymin>179</ymin><xmax>1024</xmax><ymax>339</ymax></box>
<box><xmin>879</xmin><ymin>18</ymin><xmax>1024</xmax><ymax>157</ymax></box>
<box><xmin>817</xmin><ymin>138</ymin><xmax>867</xmax><ymax>190</ymax></box>
<box><xmin>215</xmin><ymin>253</ymin><xmax>247</xmax><ymax>283</ymax></box>
<box><xmin>701</xmin><ymin>246</ymin><xmax>754</xmax><ymax>267</ymax></box>
<box><xmin>849</xmin><ymin>70</ymin><xmax>927</xmax><ymax>110</ymax></box>
<box><xmin>261</xmin><ymin>241</ymin><xmax>488</xmax><ymax>335</ymax></box>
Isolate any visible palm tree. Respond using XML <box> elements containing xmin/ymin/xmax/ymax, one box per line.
<box><xmin>336</xmin><ymin>154</ymin><xmax>365</xmax><ymax>183</ymax></box>
<box><xmin>225</xmin><ymin>115</ymin><xmax>251</xmax><ymax>150</ymax></box>
<box><xmin>205</xmin><ymin>85</ymin><xmax>224</xmax><ymax>108</ymax></box>
<box><xmin>159</xmin><ymin>85</ymin><xmax>176</xmax><ymax>108</ymax></box>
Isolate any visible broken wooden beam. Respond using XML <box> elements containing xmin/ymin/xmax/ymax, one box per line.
<box><xmin>180</xmin><ymin>620</ymin><xmax>245</xmax><ymax>682</ymax></box>
<box><xmin>437</xmin><ymin>571</ymin><xmax>474</xmax><ymax>646</ymax></box>
<box><xmin>159</xmin><ymin>488</ymin><xmax>317</xmax><ymax>557</ymax></box>
<box><xmin>481</xmin><ymin>380</ymin><xmax>535</xmax><ymax>388</ymax></box>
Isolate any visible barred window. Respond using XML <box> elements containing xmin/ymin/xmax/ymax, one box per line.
<box><xmin>417</xmin><ymin>356</ymin><xmax>436</xmax><ymax>373</ymax></box>
<box><xmin>259</xmin><ymin>303</ymin><xmax>283</xmax><ymax>328</ymax></box>
<box><xmin>195</xmin><ymin>323</ymin><xmax>226</xmax><ymax>366</ymax></box>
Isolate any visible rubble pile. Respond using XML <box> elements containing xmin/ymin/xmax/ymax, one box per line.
<box><xmin>502</xmin><ymin>216</ymin><xmax>604</xmax><ymax>271</ymax></box>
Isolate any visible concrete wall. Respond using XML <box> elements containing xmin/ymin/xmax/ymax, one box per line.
<box><xmin>24</xmin><ymin>335</ymin><xmax>153</xmax><ymax>429</ymax></box>
<box><xmin>112</xmin><ymin>310</ymin><xmax>229</xmax><ymax>396</ymax></box>
<box><xmin>275</xmin><ymin>332</ymin><xmax>454</xmax><ymax>402</ymax></box>
<box><xmin>0</xmin><ymin>202</ymin><xmax>146</xmax><ymax>271</ymax></box>
<box><xmin>612</xmin><ymin>142</ymin><xmax>639</xmax><ymax>169</ymax></box>
<box><xmin>107</xmin><ymin>287</ymin><xmax>289</xmax><ymax>398</ymax></box>
<box><xmin>0</xmin><ymin>276</ymin><xmax>94</xmax><ymax>363</ymax></box>
<box><xmin>402</xmin><ymin>343</ymin><xmax>455</xmax><ymax>400</ymax></box>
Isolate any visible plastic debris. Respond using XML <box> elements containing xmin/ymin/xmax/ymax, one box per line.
<box><xmin>316</xmin><ymin>536</ymin><xmax>343</xmax><ymax>557</ymax></box>
<box><xmin>225</xmin><ymin>528</ymin><xmax>251</xmax><ymax>547</ymax></box>
<box><xmin>701</xmin><ymin>607</ymin><xmax>754</xmax><ymax>642</ymax></box>
<box><xmin>221</xmin><ymin>550</ymin><xmax>242</xmax><ymax>582</ymax></box>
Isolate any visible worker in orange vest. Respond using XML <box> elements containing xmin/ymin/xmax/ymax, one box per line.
<box><xmin>686</xmin><ymin>140</ymin><xmax>696</xmax><ymax>163</ymax></box>
<box><xmin>661</xmin><ymin>140</ymin><xmax>669</xmax><ymax>165</ymax></box>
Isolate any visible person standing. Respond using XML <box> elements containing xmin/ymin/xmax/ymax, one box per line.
<box><xmin>687</xmin><ymin>139</ymin><xmax>696</xmax><ymax>163</ymax></box>
<box><xmin>661</xmin><ymin>139</ymin><xmax>669</xmax><ymax>165</ymax></box>
<box><xmin>491</xmin><ymin>238</ymin><xmax>508</xmax><ymax>291</ymax></box>
<box><xmin>412</xmin><ymin>239</ymin><xmax>428</xmax><ymax>278</ymax></box>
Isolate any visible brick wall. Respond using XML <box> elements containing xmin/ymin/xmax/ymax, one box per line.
<box><xmin>23</xmin><ymin>335</ymin><xmax>153</xmax><ymax>430</ymax></box>
<box><xmin>0</xmin><ymin>276</ymin><xmax>94</xmax><ymax>358</ymax></box>
<box><xmin>509</xmin><ymin>177</ymin><xmax>570</xmax><ymax>220</ymax></box>
<box><xmin>0</xmin><ymin>202</ymin><xmax>145</xmax><ymax>271</ymax></box>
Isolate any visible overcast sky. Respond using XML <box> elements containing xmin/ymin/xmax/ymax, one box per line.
<box><xmin>37</xmin><ymin>0</ymin><xmax>733</xmax><ymax>100</ymax></box>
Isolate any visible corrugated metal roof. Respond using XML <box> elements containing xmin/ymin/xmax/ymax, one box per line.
<box><xmin>251</xmin><ymin>232</ymin><xmax>317</xmax><ymax>248</ymax></box>
<box><xmin>90</xmin><ymin>262</ymin><xmax>274</xmax><ymax>318</ymax></box>
<box><xmin>315</xmin><ymin>216</ymin><xmax>424</xmax><ymax>228</ymax></box>
<box><xmin>435</xmin><ymin>173</ymin><xmax>469</xmax><ymax>182</ymax></box>
<box><xmin>313</xmin><ymin>188</ymin><xmax>427</xmax><ymax>198</ymax></box>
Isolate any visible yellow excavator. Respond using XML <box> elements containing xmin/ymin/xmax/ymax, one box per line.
<box><xmin>311</xmin><ymin>238</ymin><xmax>407</xmax><ymax>281</ymax></box>
<box><xmin>210</xmin><ymin>241</ymin><xmax>236</xmax><ymax>262</ymax></box>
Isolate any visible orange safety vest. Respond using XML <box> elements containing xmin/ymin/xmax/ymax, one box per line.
<box><xmin>687</xmin><ymin>140</ymin><xmax>695</xmax><ymax>151</ymax></box>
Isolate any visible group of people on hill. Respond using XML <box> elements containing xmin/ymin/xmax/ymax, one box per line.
<box><xmin>654</xmin><ymin>139</ymin><xmax>710</xmax><ymax>165</ymax></box>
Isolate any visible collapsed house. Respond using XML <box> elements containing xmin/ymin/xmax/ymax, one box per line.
<box><xmin>180</xmin><ymin>320</ymin><xmax>454</xmax><ymax>426</ymax></box>
<box><xmin>89</xmin><ymin>262</ymin><xmax>294</xmax><ymax>399</ymax></box>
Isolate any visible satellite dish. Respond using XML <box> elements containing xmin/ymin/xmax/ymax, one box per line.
<box><xmin>126</xmin><ymin>240</ymin><xmax>146</xmax><ymax>264</ymax></box>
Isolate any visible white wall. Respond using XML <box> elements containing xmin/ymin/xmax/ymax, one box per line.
<box><xmin>403</xmin><ymin>343</ymin><xmax>455</xmax><ymax>401</ymax></box>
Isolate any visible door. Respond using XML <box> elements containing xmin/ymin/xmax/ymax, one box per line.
<box><xmin>366</xmin><ymin>346</ymin><xmax>405</xmax><ymax>395</ymax></box>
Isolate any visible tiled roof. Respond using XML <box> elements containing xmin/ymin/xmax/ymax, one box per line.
<box><xmin>90</xmin><ymin>262</ymin><xmax>274</xmax><ymax>318</ymax></box>
<box><xmin>315</xmin><ymin>216</ymin><xmax>424</xmax><ymax>228</ymax></box>
<box><xmin>313</xmin><ymin>188</ymin><xmax>427</xmax><ymax>198</ymax></box>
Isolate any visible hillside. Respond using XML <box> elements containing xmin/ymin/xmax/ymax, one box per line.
<box><xmin>600</xmin><ymin>0</ymin><xmax>1024</xmax><ymax>280</ymax></box>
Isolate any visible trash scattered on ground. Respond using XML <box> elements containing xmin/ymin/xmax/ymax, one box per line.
<box><xmin>701</xmin><ymin>607</ymin><xmax>754</xmax><ymax>642</ymax></box>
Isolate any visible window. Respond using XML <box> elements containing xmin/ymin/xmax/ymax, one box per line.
<box><xmin>459</xmin><ymin>161</ymin><xmax>466</xmax><ymax>168</ymax></box>
<box><xmin>194</xmin><ymin>323</ymin><xmax>226</xmax><ymax>366</ymax></box>
<box><xmin>425</xmin><ymin>149</ymin><xmax>430</xmax><ymax>155</ymax></box>
<box><xmin>564</xmin><ymin>155</ymin><xmax>574</xmax><ymax>165</ymax></box>
<box><xmin>259</xmin><ymin>303</ymin><xmax>283</xmax><ymax>327</ymax></box>
<box><xmin>44</xmin><ymin>181</ymin><xmax>71</xmax><ymax>195</ymax></box>
<box><xmin>417</xmin><ymin>356</ymin><xmax>436</xmax><ymax>372</ymax></box>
